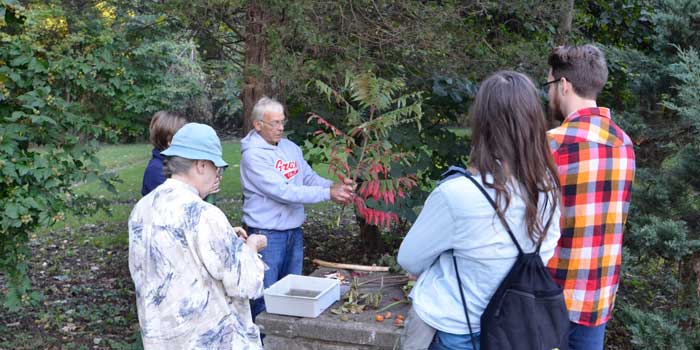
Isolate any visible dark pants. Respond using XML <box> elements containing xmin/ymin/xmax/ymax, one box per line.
<box><xmin>569</xmin><ymin>321</ymin><xmax>607</xmax><ymax>350</ymax></box>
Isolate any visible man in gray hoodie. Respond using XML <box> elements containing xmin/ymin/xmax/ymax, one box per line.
<box><xmin>241</xmin><ymin>96</ymin><xmax>354</xmax><ymax>318</ymax></box>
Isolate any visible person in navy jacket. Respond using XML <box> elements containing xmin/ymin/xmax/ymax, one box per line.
<box><xmin>141</xmin><ymin>111</ymin><xmax>187</xmax><ymax>196</ymax></box>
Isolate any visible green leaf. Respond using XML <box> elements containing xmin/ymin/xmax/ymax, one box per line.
<box><xmin>6</xmin><ymin>111</ymin><xmax>23</xmax><ymax>122</ymax></box>
<box><xmin>27</xmin><ymin>57</ymin><xmax>48</xmax><ymax>73</ymax></box>
<box><xmin>5</xmin><ymin>203</ymin><xmax>19</xmax><ymax>219</ymax></box>
<box><xmin>30</xmin><ymin>115</ymin><xmax>57</xmax><ymax>126</ymax></box>
<box><xmin>3</xmin><ymin>289</ymin><xmax>21</xmax><ymax>312</ymax></box>
<box><xmin>10</xmin><ymin>54</ymin><xmax>29</xmax><ymax>67</ymax></box>
<box><xmin>16</xmin><ymin>164</ymin><xmax>29</xmax><ymax>176</ymax></box>
<box><xmin>23</xmin><ymin>197</ymin><xmax>40</xmax><ymax>209</ymax></box>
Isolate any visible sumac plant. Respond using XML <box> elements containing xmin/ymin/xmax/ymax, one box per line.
<box><xmin>308</xmin><ymin>72</ymin><xmax>422</xmax><ymax>229</ymax></box>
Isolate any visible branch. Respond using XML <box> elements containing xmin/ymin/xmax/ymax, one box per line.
<box><xmin>313</xmin><ymin>259</ymin><xmax>390</xmax><ymax>272</ymax></box>
<box><xmin>220</xmin><ymin>15</ymin><xmax>245</xmax><ymax>40</ymax></box>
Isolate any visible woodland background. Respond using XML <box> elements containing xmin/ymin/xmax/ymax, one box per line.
<box><xmin>1</xmin><ymin>0</ymin><xmax>699</xmax><ymax>348</ymax></box>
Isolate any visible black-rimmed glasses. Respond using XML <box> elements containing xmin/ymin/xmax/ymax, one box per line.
<box><xmin>542</xmin><ymin>77</ymin><xmax>562</xmax><ymax>89</ymax></box>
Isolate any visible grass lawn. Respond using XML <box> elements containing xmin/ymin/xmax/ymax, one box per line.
<box><xmin>55</xmin><ymin>141</ymin><xmax>246</xmax><ymax>230</ymax></box>
<box><xmin>45</xmin><ymin>140</ymin><xmax>333</xmax><ymax>238</ymax></box>
<box><xmin>77</xmin><ymin>141</ymin><xmax>243</xmax><ymax>200</ymax></box>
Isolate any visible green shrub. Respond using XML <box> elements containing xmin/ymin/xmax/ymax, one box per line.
<box><xmin>0</xmin><ymin>0</ymin><xmax>209</xmax><ymax>309</ymax></box>
<box><xmin>0</xmin><ymin>0</ymin><xmax>114</xmax><ymax>309</ymax></box>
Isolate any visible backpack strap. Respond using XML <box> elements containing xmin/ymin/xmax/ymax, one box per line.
<box><xmin>461</xmin><ymin>171</ymin><xmax>525</xmax><ymax>255</ymax></box>
<box><xmin>452</xmin><ymin>251</ymin><xmax>479</xmax><ymax>349</ymax></box>
<box><xmin>535</xmin><ymin>194</ymin><xmax>553</xmax><ymax>254</ymax></box>
<box><xmin>440</xmin><ymin>165</ymin><xmax>469</xmax><ymax>185</ymax></box>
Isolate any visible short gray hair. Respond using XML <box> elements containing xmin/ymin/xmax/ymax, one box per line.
<box><xmin>163</xmin><ymin>156</ymin><xmax>196</xmax><ymax>177</ymax></box>
<box><xmin>251</xmin><ymin>96</ymin><xmax>284</xmax><ymax>122</ymax></box>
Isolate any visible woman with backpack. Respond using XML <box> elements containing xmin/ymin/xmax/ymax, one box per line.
<box><xmin>397</xmin><ymin>71</ymin><xmax>565</xmax><ymax>350</ymax></box>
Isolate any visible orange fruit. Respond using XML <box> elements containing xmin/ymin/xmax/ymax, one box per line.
<box><xmin>375</xmin><ymin>314</ymin><xmax>384</xmax><ymax>322</ymax></box>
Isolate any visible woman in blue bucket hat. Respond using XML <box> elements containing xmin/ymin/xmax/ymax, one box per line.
<box><xmin>128</xmin><ymin>123</ymin><xmax>268</xmax><ymax>350</ymax></box>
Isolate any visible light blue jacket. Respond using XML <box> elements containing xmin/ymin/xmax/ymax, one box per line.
<box><xmin>240</xmin><ymin>130</ymin><xmax>333</xmax><ymax>230</ymax></box>
<box><xmin>398</xmin><ymin>172</ymin><xmax>560</xmax><ymax>334</ymax></box>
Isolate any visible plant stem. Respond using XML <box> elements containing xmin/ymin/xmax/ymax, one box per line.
<box><xmin>377</xmin><ymin>300</ymin><xmax>410</xmax><ymax>313</ymax></box>
<box><xmin>336</xmin><ymin>105</ymin><xmax>376</xmax><ymax>227</ymax></box>
<box><xmin>357</xmin><ymin>275</ymin><xmax>408</xmax><ymax>287</ymax></box>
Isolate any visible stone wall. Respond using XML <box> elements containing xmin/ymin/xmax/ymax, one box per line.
<box><xmin>256</xmin><ymin>269</ymin><xmax>410</xmax><ymax>350</ymax></box>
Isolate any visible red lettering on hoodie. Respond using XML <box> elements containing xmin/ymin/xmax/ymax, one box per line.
<box><xmin>275</xmin><ymin>159</ymin><xmax>298</xmax><ymax>180</ymax></box>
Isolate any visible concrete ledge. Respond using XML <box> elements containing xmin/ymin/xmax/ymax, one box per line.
<box><xmin>264</xmin><ymin>335</ymin><xmax>392</xmax><ymax>350</ymax></box>
<box><xmin>256</xmin><ymin>269</ymin><xmax>409</xmax><ymax>350</ymax></box>
<box><xmin>259</xmin><ymin>312</ymin><xmax>401</xmax><ymax>348</ymax></box>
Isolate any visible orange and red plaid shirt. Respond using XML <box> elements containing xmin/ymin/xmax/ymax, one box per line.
<box><xmin>546</xmin><ymin>107</ymin><xmax>636</xmax><ymax>327</ymax></box>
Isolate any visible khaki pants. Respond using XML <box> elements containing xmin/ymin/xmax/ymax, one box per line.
<box><xmin>399</xmin><ymin>307</ymin><xmax>436</xmax><ymax>350</ymax></box>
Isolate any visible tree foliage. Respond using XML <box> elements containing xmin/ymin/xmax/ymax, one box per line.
<box><xmin>0</xmin><ymin>0</ymin><xmax>209</xmax><ymax>309</ymax></box>
<box><xmin>1</xmin><ymin>0</ymin><xmax>111</xmax><ymax>309</ymax></box>
<box><xmin>308</xmin><ymin>72</ymin><xmax>422</xmax><ymax>228</ymax></box>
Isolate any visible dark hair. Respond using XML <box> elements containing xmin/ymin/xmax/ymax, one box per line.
<box><xmin>149</xmin><ymin>111</ymin><xmax>187</xmax><ymax>151</ymax></box>
<box><xmin>469</xmin><ymin>71</ymin><xmax>561</xmax><ymax>243</ymax></box>
<box><xmin>548</xmin><ymin>44</ymin><xmax>608</xmax><ymax>99</ymax></box>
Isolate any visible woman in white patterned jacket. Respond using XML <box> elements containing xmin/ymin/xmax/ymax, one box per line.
<box><xmin>128</xmin><ymin>123</ymin><xmax>268</xmax><ymax>350</ymax></box>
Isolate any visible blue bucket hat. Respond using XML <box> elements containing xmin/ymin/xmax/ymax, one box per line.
<box><xmin>161</xmin><ymin>123</ymin><xmax>228</xmax><ymax>167</ymax></box>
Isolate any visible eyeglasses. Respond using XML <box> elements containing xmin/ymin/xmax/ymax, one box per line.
<box><xmin>542</xmin><ymin>77</ymin><xmax>562</xmax><ymax>89</ymax></box>
<box><xmin>259</xmin><ymin>119</ymin><xmax>288</xmax><ymax>128</ymax></box>
<box><xmin>204</xmin><ymin>160</ymin><xmax>226</xmax><ymax>176</ymax></box>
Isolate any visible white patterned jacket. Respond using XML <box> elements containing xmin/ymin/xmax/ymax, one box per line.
<box><xmin>128</xmin><ymin>178</ymin><xmax>265</xmax><ymax>350</ymax></box>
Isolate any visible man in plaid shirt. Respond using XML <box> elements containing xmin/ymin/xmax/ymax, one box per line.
<box><xmin>544</xmin><ymin>44</ymin><xmax>636</xmax><ymax>350</ymax></box>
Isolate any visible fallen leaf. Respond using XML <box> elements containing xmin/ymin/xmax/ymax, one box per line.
<box><xmin>61</xmin><ymin>323</ymin><xmax>77</xmax><ymax>333</ymax></box>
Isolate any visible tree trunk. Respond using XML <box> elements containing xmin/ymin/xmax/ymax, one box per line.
<box><xmin>357</xmin><ymin>214</ymin><xmax>385</xmax><ymax>256</ymax></box>
<box><xmin>693</xmin><ymin>254</ymin><xmax>700</xmax><ymax>298</ymax></box>
<box><xmin>555</xmin><ymin>0</ymin><xmax>575</xmax><ymax>46</ymax></box>
<box><xmin>241</xmin><ymin>0</ymin><xmax>270</xmax><ymax>134</ymax></box>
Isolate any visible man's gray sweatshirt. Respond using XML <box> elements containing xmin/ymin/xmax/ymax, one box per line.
<box><xmin>240</xmin><ymin>130</ymin><xmax>333</xmax><ymax>230</ymax></box>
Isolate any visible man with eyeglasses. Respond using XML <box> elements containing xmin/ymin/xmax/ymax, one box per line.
<box><xmin>240</xmin><ymin>96</ymin><xmax>355</xmax><ymax>320</ymax></box>
<box><xmin>128</xmin><ymin>123</ymin><xmax>268</xmax><ymax>349</ymax></box>
<box><xmin>545</xmin><ymin>45</ymin><xmax>636</xmax><ymax>350</ymax></box>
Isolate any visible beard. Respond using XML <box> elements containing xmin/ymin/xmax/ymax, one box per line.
<box><xmin>548</xmin><ymin>94</ymin><xmax>565</xmax><ymax>123</ymax></box>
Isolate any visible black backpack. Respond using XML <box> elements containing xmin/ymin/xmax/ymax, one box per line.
<box><xmin>448</xmin><ymin>169</ymin><xmax>569</xmax><ymax>350</ymax></box>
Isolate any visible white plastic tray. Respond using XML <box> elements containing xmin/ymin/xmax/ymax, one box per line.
<box><xmin>263</xmin><ymin>274</ymin><xmax>340</xmax><ymax>318</ymax></box>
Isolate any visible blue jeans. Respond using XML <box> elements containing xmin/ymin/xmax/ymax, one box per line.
<box><xmin>429</xmin><ymin>330</ymin><xmax>480</xmax><ymax>350</ymax></box>
<box><xmin>249</xmin><ymin>227</ymin><xmax>304</xmax><ymax>320</ymax></box>
<box><xmin>569</xmin><ymin>321</ymin><xmax>607</xmax><ymax>350</ymax></box>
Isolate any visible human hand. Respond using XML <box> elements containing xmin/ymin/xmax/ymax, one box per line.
<box><xmin>246</xmin><ymin>234</ymin><xmax>267</xmax><ymax>253</ymax></box>
<box><xmin>342</xmin><ymin>177</ymin><xmax>357</xmax><ymax>191</ymax></box>
<box><xmin>207</xmin><ymin>176</ymin><xmax>221</xmax><ymax>195</ymax></box>
<box><xmin>330</xmin><ymin>182</ymin><xmax>353</xmax><ymax>204</ymax></box>
<box><xmin>233</xmin><ymin>226</ymin><xmax>248</xmax><ymax>241</ymax></box>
